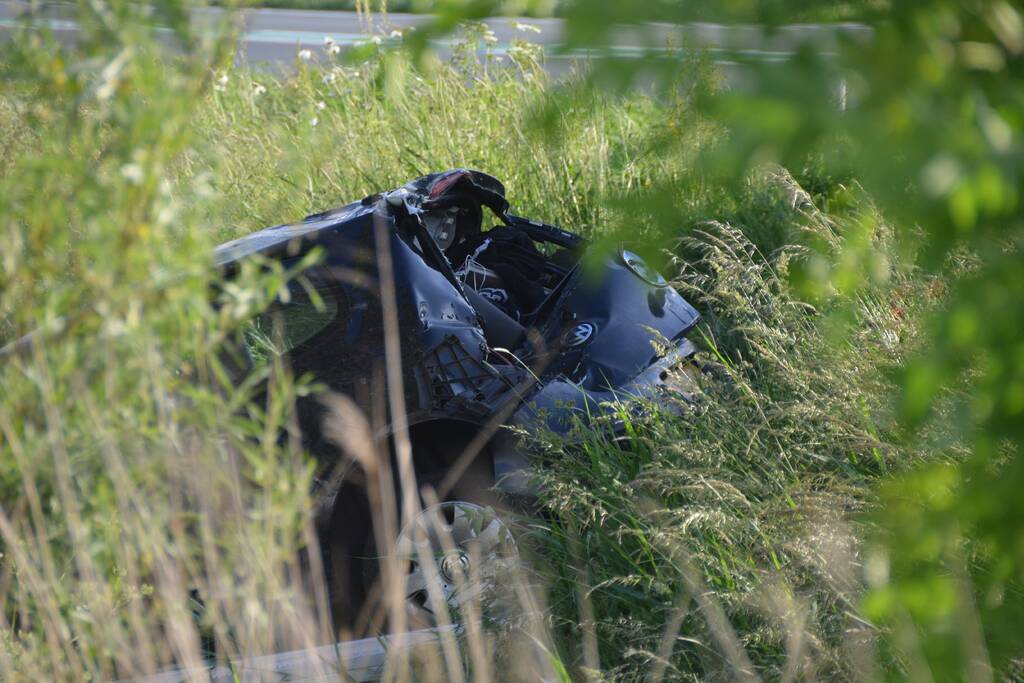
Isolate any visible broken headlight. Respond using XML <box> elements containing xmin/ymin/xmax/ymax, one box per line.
<box><xmin>620</xmin><ymin>249</ymin><xmax>667</xmax><ymax>287</ymax></box>
<box><xmin>422</xmin><ymin>208</ymin><xmax>459</xmax><ymax>250</ymax></box>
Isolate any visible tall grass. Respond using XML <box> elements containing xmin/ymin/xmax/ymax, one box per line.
<box><xmin>190</xmin><ymin>42</ymin><xmax>715</xmax><ymax>245</ymax></box>
<box><xmin>529</xmin><ymin>172</ymin><xmax>950</xmax><ymax>679</ymax></box>
<box><xmin>0</xmin><ymin>9</ymin><xmax>952</xmax><ymax>681</ymax></box>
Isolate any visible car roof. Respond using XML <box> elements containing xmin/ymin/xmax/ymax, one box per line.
<box><xmin>213</xmin><ymin>200</ymin><xmax>372</xmax><ymax>268</ymax></box>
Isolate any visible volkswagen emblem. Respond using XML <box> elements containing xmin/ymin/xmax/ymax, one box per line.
<box><xmin>563</xmin><ymin>322</ymin><xmax>596</xmax><ymax>347</ymax></box>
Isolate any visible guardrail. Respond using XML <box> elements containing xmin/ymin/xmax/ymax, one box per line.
<box><xmin>123</xmin><ymin>626</ymin><xmax>460</xmax><ymax>682</ymax></box>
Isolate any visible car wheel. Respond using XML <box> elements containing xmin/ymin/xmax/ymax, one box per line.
<box><xmin>325</xmin><ymin>426</ymin><xmax>526</xmax><ymax>635</ymax></box>
<box><xmin>396</xmin><ymin>501</ymin><xmax>519</xmax><ymax>630</ymax></box>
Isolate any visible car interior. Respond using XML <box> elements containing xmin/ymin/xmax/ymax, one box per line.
<box><xmin>413</xmin><ymin>199</ymin><xmax>582</xmax><ymax>353</ymax></box>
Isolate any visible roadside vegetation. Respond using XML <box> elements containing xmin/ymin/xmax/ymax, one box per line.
<box><xmin>222</xmin><ymin>0</ymin><xmax>884</xmax><ymax>22</ymax></box>
<box><xmin>191</xmin><ymin>45</ymin><xmax>939</xmax><ymax>679</ymax></box>
<box><xmin>0</xmin><ymin>1</ymin><xmax>1020</xmax><ymax>681</ymax></box>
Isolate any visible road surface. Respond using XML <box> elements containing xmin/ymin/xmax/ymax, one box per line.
<box><xmin>0</xmin><ymin>2</ymin><xmax>870</xmax><ymax>85</ymax></box>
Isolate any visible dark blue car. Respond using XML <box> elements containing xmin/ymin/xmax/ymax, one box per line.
<box><xmin>214</xmin><ymin>169</ymin><xmax>701</xmax><ymax>633</ymax></box>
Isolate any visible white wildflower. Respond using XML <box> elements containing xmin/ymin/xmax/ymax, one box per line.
<box><xmin>194</xmin><ymin>170</ymin><xmax>215</xmax><ymax>199</ymax></box>
<box><xmin>103</xmin><ymin>316</ymin><xmax>128</xmax><ymax>338</ymax></box>
<box><xmin>213</xmin><ymin>71</ymin><xmax>228</xmax><ymax>92</ymax></box>
<box><xmin>325</xmin><ymin>36</ymin><xmax>341</xmax><ymax>55</ymax></box>
<box><xmin>514</xmin><ymin>22</ymin><xmax>541</xmax><ymax>34</ymax></box>
<box><xmin>121</xmin><ymin>163</ymin><xmax>144</xmax><ymax>185</ymax></box>
<box><xmin>370</xmin><ymin>35</ymin><xmax>382</xmax><ymax>45</ymax></box>
<box><xmin>389</xmin><ymin>29</ymin><xmax>403</xmax><ymax>39</ymax></box>
<box><xmin>483</xmin><ymin>29</ymin><xmax>497</xmax><ymax>46</ymax></box>
<box><xmin>156</xmin><ymin>202</ymin><xmax>177</xmax><ymax>228</ymax></box>
<box><xmin>322</xmin><ymin>71</ymin><xmax>337</xmax><ymax>84</ymax></box>
<box><xmin>253</xmin><ymin>83</ymin><xmax>267</xmax><ymax>96</ymax></box>
<box><xmin>310</xmin><ymin>116</ymin><xmax>319</xmax><ymax>127</ymax></box>
<box><xmin>298</xmin><ymin>49</ymin><xmax>313</xmax><ymax>61</ymax></box>
<box><xmin>315</xmin><ymin>100</ymin><xmax>326</xmax><ymax>111</ymax></box>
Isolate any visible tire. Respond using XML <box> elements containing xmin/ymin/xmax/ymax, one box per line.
<box><xmin>323</xmin><ymin>430</ymin><xmax>508</xmax><ymax>636</ymax></box>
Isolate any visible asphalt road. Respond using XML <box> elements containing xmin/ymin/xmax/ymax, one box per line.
<box><xmin>0</xmin><ymin>2</ymin><xmax>870</xmax><ymax>85</ymax></box>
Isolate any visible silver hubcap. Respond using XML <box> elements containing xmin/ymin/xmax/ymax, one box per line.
<box><xmin>440</xmin><ymin>552</ymin><xmax>470</xmax><ymax>582</ymax></box>
<box><xmin>396</xmin><ymin>502</ymin><xmax>517</xmax><ymax>626</ymax></box>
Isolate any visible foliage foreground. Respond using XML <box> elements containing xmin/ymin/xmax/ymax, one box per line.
<box><xmin>0</xmin><ymin>2</ymin><xmax>1020</xmax><ymax>681</ymax></box>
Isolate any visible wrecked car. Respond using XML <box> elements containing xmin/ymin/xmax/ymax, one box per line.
<box><xmin>212</xmin><ymin>169</ymin><xmax>702</xmax><ymax>631</ymax></box>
